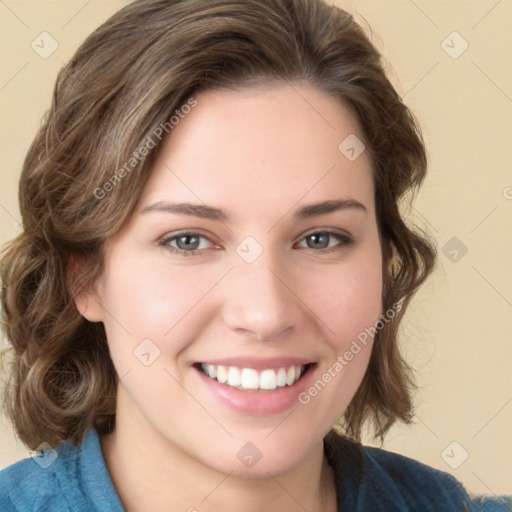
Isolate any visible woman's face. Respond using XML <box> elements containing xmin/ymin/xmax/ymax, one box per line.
<box><xmin>82</xmin><ymin>84</ymin><xmax>384</xmax><ymax>476</ymax></box>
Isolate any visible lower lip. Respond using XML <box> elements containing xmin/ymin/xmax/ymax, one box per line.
<box><xmin>194</xmin><ymin>365</ymin><xmax>316</xmax><ymax>416</ymax></box>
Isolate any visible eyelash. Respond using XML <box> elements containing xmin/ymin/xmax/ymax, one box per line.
<box><xmin>158</xmin><ymin>230</ymin><xmax>354</xmax><ymax>257</ymax></box>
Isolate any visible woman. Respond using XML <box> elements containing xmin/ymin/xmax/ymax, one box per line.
<box><xmin>0</xmin><ymin>0</ymin><xmax>508</xmax><ymax>510</ymax></box>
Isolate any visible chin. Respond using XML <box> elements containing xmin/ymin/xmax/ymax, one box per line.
<box><xmin>209</xmin><ymin>450</ymin><xmax>309</xmax><ymax>478</ymax></box>
<box><xmin>191</xmin><ymin>430</ymin><xmax>321</xmax><ymax>478</ymax></box>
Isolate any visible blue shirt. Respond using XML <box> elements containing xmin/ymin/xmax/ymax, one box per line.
<box><xmin>0</xmin><ymin>428</ymin><xmax>510</xmax><ymax>511</ymax></box>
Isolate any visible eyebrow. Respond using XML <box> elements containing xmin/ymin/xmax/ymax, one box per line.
<box><xmin>140</xmin><ymin>198</ymin><xmax>367</xmax><ymax>222</ymax></box>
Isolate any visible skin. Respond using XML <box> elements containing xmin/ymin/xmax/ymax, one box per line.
<box><xmin>77</xmin><ymin>84</ymin><xmax>385</xmax><ymax>512</ymax></box>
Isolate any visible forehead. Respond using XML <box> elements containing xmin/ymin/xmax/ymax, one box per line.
<box><xmin>139</xmin><ymin>84</ymin><xmax>375</xmax><ymax>223</ymax></box>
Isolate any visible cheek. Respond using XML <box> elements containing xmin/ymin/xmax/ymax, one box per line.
<box><xmin>295</xmin><ymin>253</ymin><xmax>383</xmax><ymax>424</ymax></box>
<box><xmin>307</xmin><ymin>252</ymin><xmax>383</xmax><ymax>345</ymax></box>
<box><xmin>303</xmin><ymin>244</ymin><xmax>382</xmax><ymax>390</ymax></box>
<box><xmin>99</xmin><ymin>255</ymin><xmax>221</xmax><ymax>359</ymax></box>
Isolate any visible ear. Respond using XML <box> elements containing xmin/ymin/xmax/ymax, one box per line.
<box><xmin>68</xmin><ymin>253</ymin><xmax>105</xmax><ymax>323</ymax></box>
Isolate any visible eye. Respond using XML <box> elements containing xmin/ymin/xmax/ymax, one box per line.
<box><xmin>159</xmin><ymin>231</ymin><xmax>216</xmax><ymax>256</ymax></box>
<box><xmin>158</xmin><ymin>229</ymin><xmax>354</xmax><ymax>257</ymax></box>
<box><xmin>295</xmin><ymin>230</ymin><xmax>354</xmax><ymax>253</ymax></box>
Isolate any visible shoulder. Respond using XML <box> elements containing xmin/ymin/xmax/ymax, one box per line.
<box><xmin>0</xmin><ymin>445</ymin><xmax>71</xmax><ymax>511</ymax></box>
<box><xmin>361</xmin><ymin>443</ymin><xmax>473</xmax><ymax>509</ymax></box>
<box><xmin>0</xmin><ymin>431</ymin><xmax>96</xmax><ymax>511</ymax></box>
<box><xmin>324</xmin><ymin>431</ymin><xmax>511</xmax><ymax>511</ymax></box>
<box><xmin>362</xmin><ymin>445</ymin><xmax>511</xmax><ymax>511</ymax></box>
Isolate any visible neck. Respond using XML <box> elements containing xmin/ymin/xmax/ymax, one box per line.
<box><xmin>100</xmin><ymin>391</ymin><xmax>337</xmax><ymax>512</ymax></box>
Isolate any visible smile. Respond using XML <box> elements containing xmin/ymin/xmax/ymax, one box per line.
<box><xmin>197</xmin><ymin>363</ymin><xmax>309</xmax><ymax>391</ymax></box>
<box><xmin>193</xmin><ymin>359</ymin><xmax>317</xmax><ymax>415</ymax></box>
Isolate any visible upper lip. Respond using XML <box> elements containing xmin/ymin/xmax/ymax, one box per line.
<box><xmin>194</xmin><ymin>357</ymin><xmax>315</xmax><ymax>370</ymax></box>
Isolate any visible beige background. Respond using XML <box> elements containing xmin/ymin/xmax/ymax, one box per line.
<box><xmin>1</xmin><ymin>0</ymin><xmax>511</xmax><ymax>497</ymax></box>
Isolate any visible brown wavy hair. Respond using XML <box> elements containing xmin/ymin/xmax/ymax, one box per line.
<box><xmin>0</xmin><ymin>0</ymin><xmax>436</xmax><ymax>450</ymax></box>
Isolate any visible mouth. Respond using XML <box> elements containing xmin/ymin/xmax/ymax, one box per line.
<box><xmin>193</xmin><ymin>358</ymin><xmax>318</xmax><ymax>415</ymax></box>
<box><xmin>193</xmin><ymin>362</ymin><xmax>315</xmax><ymax>392</ymax></box>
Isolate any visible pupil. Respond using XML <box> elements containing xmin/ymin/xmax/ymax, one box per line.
<box><xmin>310</xmin><ymin>233</ymin><xmax>328</xmax><ymax>249</ymax></box>
<box><xmin>178</xmin><ymin>235</ymin><xmax>198</xmax><ymax>250</ymax></box>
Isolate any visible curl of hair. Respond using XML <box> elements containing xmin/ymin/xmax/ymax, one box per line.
<box><xmin>1</xmin><ymin>0</ymin><xmax>436</xmax><ymax>449</ymax></box>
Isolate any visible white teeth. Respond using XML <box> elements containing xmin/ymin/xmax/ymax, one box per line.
<box><xmin>286</xmin><ymin>367</ymin><xmax>296</xmax><ymax>386</ymax></box>
<box><xmin>216</xmin><ymin>365</ymin><xmax>228</xmax><ymax>384</ymax></box>
<box><xmin>200</xmin><ymin>364</ymin><xmax>306</xmax><ymax>391</ymax></box>
<box><xmin>227</xmin><ymin>367</ymin><xmax>241</xmax><ymax>387</ymax></box>
<box><xmin>241</xmin><ymin>368</ymin><xmax>259</xmax><ymax>389</ymax></box>
<box><xmin>277</xmin><ymin>367</ymin><xmax>287</xmax><ymax>387</ymax></box>
<box><xmin>259</xmin><ymin>369</ymin><xmax>277</xmax><ymax>390</ymax></box>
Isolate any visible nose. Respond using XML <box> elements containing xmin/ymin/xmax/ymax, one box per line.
<box><xmin>221</xmin><ymin>259</ymin><xmax>302</xmax><ymax>342</ymax></box>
